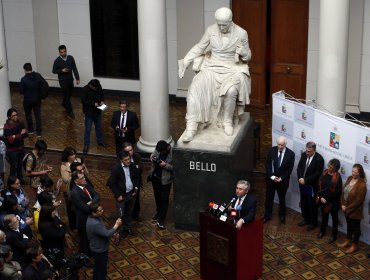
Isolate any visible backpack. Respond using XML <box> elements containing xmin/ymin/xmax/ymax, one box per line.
<box><xmin>23</xmin><ymin>152</ymin><xmax>37</xmax><ymax>173</ymax></box>
<box><xmin>38</xmin><ymin>73</ymin><xmax>49</xmax><ymax>100</ymax></box>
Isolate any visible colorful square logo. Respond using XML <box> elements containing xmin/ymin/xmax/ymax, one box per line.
<box><xmin>329</xmin><ymin>132</ymin><xmax>340</xmax><ymax>150</ymax></box>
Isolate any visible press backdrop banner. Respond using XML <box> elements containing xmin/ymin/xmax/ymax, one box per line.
<box><xmin>272</xmin><ymin>91</ymin><xmax>370</xmax><ymax>244</ymax></box>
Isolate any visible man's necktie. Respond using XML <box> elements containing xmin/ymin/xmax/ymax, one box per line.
<box><xmin>303</xmin><ymin>156</ymin><xmax>310</xmax><ymax>177</ymax></box>
<box><xmin>83</xmin><ymin>187</ymin><xmax>92</xmax><ymax>200</ymax></box>
<box><xmin>278</xmin><ymin>151</ymin><xmax>282</xmax><ymax>168</ymax></box>
<box><xmin>237</xmin><ymin>198</ymin><xmax>242</xmax><ymax>207</ymax></box>
<box><xmin>120</xmin><ymin>113</ymin><xmax>125</xmax><ymax>137</ymax></box>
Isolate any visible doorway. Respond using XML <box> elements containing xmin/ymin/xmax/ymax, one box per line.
<box><xmin>232</xmin><ymin>0</ymin><xmax>309</xmax><ymax>107</ymax></box>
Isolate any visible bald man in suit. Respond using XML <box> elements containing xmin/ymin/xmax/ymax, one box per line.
<box><xmin>263</xmin><ymin>136</ymin><xmax>295</xmax><ymax>224</ymax></box>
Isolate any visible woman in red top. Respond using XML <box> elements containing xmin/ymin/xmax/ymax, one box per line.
<box><xmin>3</xmin><ymin>108</ymin><xmax>28</xmax><ymax>183</ymax></box>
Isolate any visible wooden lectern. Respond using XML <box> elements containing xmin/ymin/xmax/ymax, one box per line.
<box><xmin>200</xmin><ymin>212</ymin><xmax>263</xmax><ymax>280</ymax></box>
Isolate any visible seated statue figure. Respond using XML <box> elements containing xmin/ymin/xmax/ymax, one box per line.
<box><xmin>178</xmin><ymin>7</ymin><xmax>252</xmax><ymax>142</ymax></box>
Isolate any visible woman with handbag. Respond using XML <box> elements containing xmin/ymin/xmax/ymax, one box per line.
<box><xmin>337</xmin><ymin>163</ymin><xmax>367</xmax><ymax>253</ymax></box>
<box><xmin>316</xmin><ymin>158</ymin><xmax>342</xmax><ymax>243</ymax></box>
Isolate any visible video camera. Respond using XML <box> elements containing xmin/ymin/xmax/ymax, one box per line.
<box><xmin>48</xmin><ymin>248</ymin><xmax>89</xmax><ymax>280</ymax></box>
<box><xmin>151</xmin><ymin>156</ymin><xmax>162</xmax><ymax>164</ymax></box>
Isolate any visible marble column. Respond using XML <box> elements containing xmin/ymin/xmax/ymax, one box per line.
<box><xmin>136</xmin><ymin>0</ymin><xmax>173</xmax><ymax>152</ymax></box>
<box><xmin>317</xmin><ymin>0</ymin><xmax>349</xmax><ymax>115</ymax></box>
<box><xmin>0</xmin><ymin>0</ymin><xmax>12</xmax><ymax>133</ymax></box>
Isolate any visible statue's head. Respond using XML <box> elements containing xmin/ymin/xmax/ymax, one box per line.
<box><xmin>215</xmin><ymin>7</ymin><xmax>233</xmax><ymax>34</ymax></box>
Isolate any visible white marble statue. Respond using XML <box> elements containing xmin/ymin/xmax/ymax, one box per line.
<box><xmin>178</xmin><ymin>7</ymin><xmax>252</xmax><ymax>142</ymax></box>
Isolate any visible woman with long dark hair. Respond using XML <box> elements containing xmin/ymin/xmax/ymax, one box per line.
<box><xmin>337</xmin><ymin>163</ymin><xmax>367</xmax><ymax>253</ymax></box>
<box><xmin>316</xmin><ymin>158</ymin><xmax>342</xmax><ymax>243</ymax></box>
<box><xmin>38</xmin><ymin>202</ymin><xmax>71</xmax><ymax>260</ymax></box>
<box><xmin>3</xmin><ymin>108</ymin><xmax>28</xmax><ymax>182</ymax></box>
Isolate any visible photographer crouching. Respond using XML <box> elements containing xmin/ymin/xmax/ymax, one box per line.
<box><xmin>149</xmin><ymin>140</ymin><xmax>173</xmax><ymax>229</ymax></box>
<box><xmin>86</xmin><ymin>202</ymin><xmax>122</xmax><ymax>280</ymax></box>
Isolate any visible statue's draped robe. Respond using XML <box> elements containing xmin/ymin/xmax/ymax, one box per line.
<box><xmin>183</xmin><ymin>22</ymin><xmax>251</xmax><ymax>129</ymax></box>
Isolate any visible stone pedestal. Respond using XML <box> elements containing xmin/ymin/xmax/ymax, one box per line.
<box><xmin>173</xmin><ymin>113</ymin><xmax>255</xmax><ymax>230</ymax></box>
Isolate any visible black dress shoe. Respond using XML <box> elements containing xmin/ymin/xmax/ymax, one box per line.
<box><xmin>133</xmin><ymin>216</ymin><xmax>142</xmax><ymax>222</ymax></box>
<box><xmin>328</xmin><ymin>236</ymin><xmax>336</xmax><ymax>244</ymax></box>
<box><xmin>307</xmin><ymin>224</ymin><xmax>317</xmax><ymax>231</ymax></box>
<box><xmin>68</xmin><ymin>111</ymin><xmax>75</xmax><ymax>119</ymax></box>
<box><xmin>317</xmin><ymin>231</ymin><xmax>325</xmax><ymax>239</ymax></box>
<box><xmin>298</xmin><ymin>220</ymin><xmax>309</xmax><ymax>227</ymax></box>
<box><xmin>279</xmin><ymin>216</ymin><xmax>286</xmax><ymax>224</ymax></box>
<box><xmin>263</xmin><ymin>218</ymin><xmax>271</xmax><ymax>224</ymax></box>
<box><xmin>98</xmin><ymin>142</ymin><xmax>106</xmax><ymax>147</ymax></box>
<box><xmin>125</xmin><ymin>228</ymin><xmax>135</xmax><ymax>236</ymax></box>
<box><xmin>83</xmin><ymin>145</ymin><xmax>89</xmax><ymax>155</ymax></box>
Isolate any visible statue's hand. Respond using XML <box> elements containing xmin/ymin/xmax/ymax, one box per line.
<box><xmin>178</xmin><ymin>59</ymin><xmax>186</xmax><ymax>78</ymax></box>
<box><xmin>236</xmin><ymin>45</ymin><xmax>249</xmax><ymax>58</ymax></box>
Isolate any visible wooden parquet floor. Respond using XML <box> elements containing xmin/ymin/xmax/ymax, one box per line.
<box><xmin>6</xmin><ymin>89</ymin><xmax>370</xmax><ymax>279</ymax></box>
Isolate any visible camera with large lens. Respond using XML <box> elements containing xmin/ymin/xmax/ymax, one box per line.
<box><xmin>48</xmin><ymin>248</ymin><xmax>89</xmax><ymax>280</ymax></box>
<box><xmin>152</xmin><ymin>156</ymin><xmax>162</xmax><ymax>164</ymax></box>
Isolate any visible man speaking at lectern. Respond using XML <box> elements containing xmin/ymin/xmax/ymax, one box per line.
<box><xmin>229</xmin><ymin>180</ymin><xmax>256</xmax><ymax>229</ymax></box>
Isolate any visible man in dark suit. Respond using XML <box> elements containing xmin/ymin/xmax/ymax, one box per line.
<box><xmin>296</xmin><ymin>141</ymin><xmax>324</xmax><ymax>231</ymax></box>
<box><xmin>107</xmin><ymin>150</ymin><xmax>140</xmax><ymax>236</ymax></box>
<box><xmin>263</xmin><ymin>136</ymin><xmax>295</xmax><ymax>224</ymax></box>
<box><xmin>123</xmin><ymin>142</ymin><xmax>143</xmax><ymax>221</ymax></box>
<box><xmin>110</xmin><ymin>100</ymin><xmax>139</xmax><ymax>157</ymax></box>
<box><xmin>70</xmin><ymin>171</ymin><xmax>100</xmax><ymax>256</ymax></box>
<box><xmin>229</xmin><ymin>180</ymin><xmax>257</xmax><ymax>230</ymax></box>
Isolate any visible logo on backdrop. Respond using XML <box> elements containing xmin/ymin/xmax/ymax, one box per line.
<box><xmin>282</xmin><ymin>104</ymin><xmax>287</xmax><ymax>114</ymax></box>
<box><xmin>281</xmin><ymin>122</ymin><xmax>287</xmax><ymax>132</ymax></box>
<box><xmin>366</xmin><ymin>134</ymin><xmax>370</xmax><ymax>145</ymax></box>
<box><xmin>329</xmin><ymin>131</ymin><xmax>340</xmax><ymax>150</ymax></box>
<box><xmin>301</xmin><ymin>129</ymin><xmax>306</xmax><ymax>140</ymax></box>
<box><xmin>364</xmin><ymin>153</ymin><xmax>369</xmax><ymax>164</ymax></box>
<box><xmin>301</xmin><ymin>110</ymin><xmax>307</xmax><ymax>121</ymax></box>
<box><xmin>340</xmin><ymin>166</ymin><xmax>346</xmax><ymax>176</ymax></box>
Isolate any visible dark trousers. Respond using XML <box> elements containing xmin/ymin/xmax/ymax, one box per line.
<box><xmin>78</xmin><ymin>227</ymin><xmax>91</xmax><ymax>256</ymax></box>
<box><xmin>345</xmin><ymin>216</ymin><xmax>361</xmax><ymax>244</ymax></box>
<box><xmin>116</xmin><ymin>192</ymin><xmax>135</xmax><ymax>232</ymax></box>
<box><xmin>319</xmin><ymin>204</ymin><xmax>339</xmax><ymax>233</ymax></box>
<box><xmin>152</xmin><ymin>181</ymin><xmax>172</xmax><ymax>223</ymax></box>
<box><xmin>84</xmin><ymin>114</ymin><xmax>103</xmax><ymax>146</ymax></box>
<box><xmin>264</xmin><ymin>182</ymin><xmax>288</xmax><ymax>219</ymax></box>
<box><xmin>91</xmin><ymin>251</ymin><xmax>108</xmax><ymax>280</ymax></box>
<box><xmin>299</xmin><ymin>186</ymin><xmax>318</xmax><ymax>226</ymax></box>
<box><xmin>6</xmin><ymin>150</ymin><xmax>24</xmax><ymax>181</ymax></box>
<box><xmin>59</xmin><ymin>79</ymin><xmax>74</xmax><ymax>113</ymax></box>
<box><xmin>23</xmin><ymin>100</ymin><xmax>41</xmax><ymax>135</ymax></box>
<box><xmin>132</xmin><ymin>188</ymin><xmax>141</xmax><ymax>218</ymax></box>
